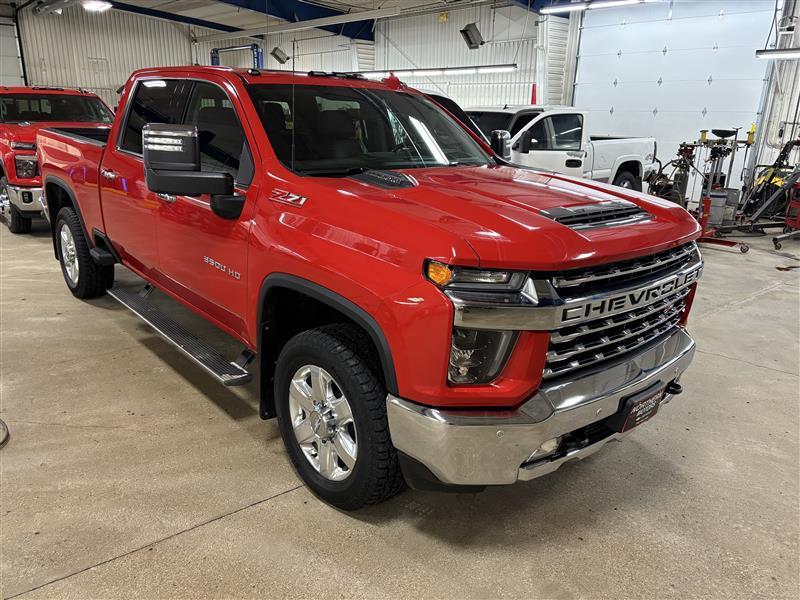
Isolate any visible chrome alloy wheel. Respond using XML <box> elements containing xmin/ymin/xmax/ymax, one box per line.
<box><xmin>59</xmin><ymin>223</ymin><xmax>79</xmax><ymax>286</ymax></box>
<box><xmin>289</xmin><ymin>365</ymin><xmax>357</xmax><ymax>481</ymax></box>
<box><xmin>0</xmin><ymin>181</ymin><xmax>10</xmax><ymax>221</ymax></box>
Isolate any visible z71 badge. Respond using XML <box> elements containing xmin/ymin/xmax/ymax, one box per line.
<box><xmin>203</xmin><ymin>256</ymin><xmax>241</xmax><ymax>280</ymax></box>
<box><xmin>270</xmin><ymin>189</ymin><xmax>307</xmax><ymax>206</ymax></box>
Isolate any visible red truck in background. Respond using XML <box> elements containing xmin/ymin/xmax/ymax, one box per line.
<box><xmin>0</xmin><ymin>86</ymin><xmax>112</xmax><ymax>233</ymax></box>
<box><xmin>37</xmin><ymin>67</ymin><xmax>702</xmax><ymax>510</ymax></box>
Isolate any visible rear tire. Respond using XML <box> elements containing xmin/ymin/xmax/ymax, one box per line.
<box><xmin>274</xmin><ymin>324</ymin><xmax>404</xmax><ymax>510</ymax></box>
<box><xmin>1</xmin><ymin>177</ymin><xmax>32</xmax><ymax>234</ymax></box>
<box><xmin>613</xmin><ymin>170</ymin><xmax>642</xmax><ymax>191</ymax></box>
<box><xmin>55</xmin><ymin>207</ymin><xmax>114</xmax><ymax>299</ymax></box>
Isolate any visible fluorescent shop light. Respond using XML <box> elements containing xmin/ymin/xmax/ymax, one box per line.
<box><xmin>354</xmin><ymin>64</ymin><xmax>517</xmax><ymax>78</ymax></box>
<box><xmin>755</xmin><ymin>48</ymin><xmax>800</xmax><ymax>60</ymax></box>
<box><xmin>540</xmin><ymin>2</ymin><xmax>588</xmax><ymax>13</ymax></box>
<box><xmin>540</xmin><ymin>0</ymin><xmax>655</xmax><ymax>15</ymax></box>
<box><xmin>82</xmin><ymin>0</ymin><xmax>113</xmax><ymax>12</ymax></box>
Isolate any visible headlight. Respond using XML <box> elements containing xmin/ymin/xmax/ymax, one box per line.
<box><xmin>15</xmin><ymin>155</ymin><xmax>38</xmax><ymax>179</ymax></box>
<box><xmin>425</xmin><ymin>260</ymin><xmax>526</xmax><ymax>291</ymax></box>
<box><xmin>449</xmin><ymin>328</ymin><xmax>517</xmax><ymax>384</ymax></box>
<box><xmin>11</xmin><ymin>141</ymin><xmax>36</xmax><ymax>151</ymax></box>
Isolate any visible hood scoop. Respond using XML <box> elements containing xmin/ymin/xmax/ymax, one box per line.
<box><xmin>539</xmin><ymin>199</ymin><xmax>650</xmax><ymax>230</ymax></box>
<box><xmin>350</xmin><ymin>170</ymin><xmax>417</xmax><ymax>189</ymax></box>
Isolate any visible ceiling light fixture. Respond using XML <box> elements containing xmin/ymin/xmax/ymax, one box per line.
<box><xmin>356</xmin><ymin>64</ymin><xmax>518</xmax><ymax>79</ymax></box>
<box><xmin>755</xmin><ymin>48</ymin><xmax>800</xmax><ymax>60</ymax></box>
<box><xmin>540</xmin><ymin>0</ymin><xmax>656</xmax><ymax>15</ymax></box>
<box><xmin>82</xmin><ymin>0</ymin><xmax>113</xmax><ymax>12</ymax></box>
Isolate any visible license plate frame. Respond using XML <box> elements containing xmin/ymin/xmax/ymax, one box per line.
<box><xmin>606</xmin><ymin>384</ymin><xmax>666</xmax><ymax>433</ymax></box>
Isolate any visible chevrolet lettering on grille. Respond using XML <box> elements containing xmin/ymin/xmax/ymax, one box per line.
<box><xmin>560</xmin><ymin>265</ymin><xmax>702</xmax><ymax>324</ymax></box>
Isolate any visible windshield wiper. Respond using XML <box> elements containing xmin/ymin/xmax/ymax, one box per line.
<box><xmin>300</xmin><ymin>167</ymin><xmax>372</xmax><ymax>178</ymax></box>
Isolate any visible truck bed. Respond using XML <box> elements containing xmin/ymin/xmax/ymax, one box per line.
<box><xmin>42</xmin><ymin>126</ymin><xmax>111</xmax><ymax>146</ymax></box>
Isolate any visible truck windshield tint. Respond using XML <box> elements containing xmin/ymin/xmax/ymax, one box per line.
<box><xmin>0</xmin><ymin>94</ymin><xmax>113</xmax><ymax>124</ymax></box>
<box><xmin>467</xmin><ymin>112</ymin><xmax>513</xmax><ymax>138</ymax></box>
<box><xmin>246</xmin><ymin>84</ymin><xmax>491</xmax><ymax>175</ymax></box>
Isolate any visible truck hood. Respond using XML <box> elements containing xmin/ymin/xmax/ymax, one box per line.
<box><xmin>318</xmin><ymin>165</ymin><xmax>701</xmax><ymax>271</ymax></box>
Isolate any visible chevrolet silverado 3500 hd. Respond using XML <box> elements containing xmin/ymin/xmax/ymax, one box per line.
<box><xmin>0</xmin><ymin>86</ymin><xmax>112</xmax><ymax>233</ymax></box>
<box><xmin>37</xmin><ymin>67</ymin><xmax>702</xmax><ymax>510</ymax></box>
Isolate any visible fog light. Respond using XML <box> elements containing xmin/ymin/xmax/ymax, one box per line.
<box><xmin>448</xmin><ymin>327</ymin><xmax>517</xmax><ymax>384</ymax></box>
<box><xmin>22</xmin><ymin>191</ymin><xmax>32</xmax><ymax>204</ymax></box>
<box><xmin>526</xmin><ymin>437</ymin><xmax>560</xmax><ymax>462</ymax></box>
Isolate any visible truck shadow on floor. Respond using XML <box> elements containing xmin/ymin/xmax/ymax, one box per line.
<box><xmin>351</xmin><ymin>439</ymin><xmax>687</xmax><ymax>547</ymax></box>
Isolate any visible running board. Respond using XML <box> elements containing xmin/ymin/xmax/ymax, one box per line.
<box><xmin>108</xmin><ymin>286</ymin><xmax>253</xmax><ymax>386</ymax></box>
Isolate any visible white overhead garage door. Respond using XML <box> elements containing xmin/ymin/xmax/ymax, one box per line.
<box><xmin>0</xmin><ymin>17</ymin><xmax>24</xmax><ymax>86</ymax></box>
<box><xmin>573</xmin><ymin>1</ymin><xmax>774</xmax><ymax>201</ymax></box>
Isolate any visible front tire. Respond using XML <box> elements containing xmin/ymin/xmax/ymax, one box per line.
<box><xmin>1</xmin><ymin>177</ymin><xmax>32</xmax><ymax>234</ymax></box>
<box><xmin>55</xmin><ymin>207</ymin><xmax>114</xmax><ymax>299</ymax></box>
<box><xmin>275</xmin><ymin>324</ymin><xmax>404</xmax><ymax>510</ymax></box>
<box><xmin>613</xmin><ymin>170</ymin><xmax>642</xmax><ymax>191</ymax></box>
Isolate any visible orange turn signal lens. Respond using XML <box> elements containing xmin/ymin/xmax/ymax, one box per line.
<box><xmin>426</xmin><ymin>261</ymin><xmax>453</xmax><ymax>286</ymax></box>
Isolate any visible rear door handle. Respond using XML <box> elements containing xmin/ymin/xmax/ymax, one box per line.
<box><xmin>156</xmin><ymin>193</ymin><xmax>176</xmax><ymax>203</ymax></box>
<box><xmin>100</xmin><ymin>168</ymin><xmax>117</xmax><ymax>180</ymax></box>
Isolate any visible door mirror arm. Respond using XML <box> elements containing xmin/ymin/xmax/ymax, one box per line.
<box><xmin>210</xmin><ymin>194</ymin><xmax>246</xmax><ymax>220</ymax></box>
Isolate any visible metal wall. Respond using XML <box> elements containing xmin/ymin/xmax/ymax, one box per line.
<box><xmin>18</xmin><ymin>5</ymin><xmax>191</xmax><ymax>106</ymax></box>
<box><xmin>1</xmin><ymin>16</ymin><xmax>24</xmax><ymax>86</ymax></box>
<box><xmin>192</xmin><ymin>28</ymin><xmax>358</xmax><ymax>73</ymax></box>
<box><xmin>573</xmin><ymin>1</ymin><xmax>774</xmax><ymax>202</ymax></box>
<box><xmin>374</xmin><ymin>4</ymin><xmax>568</xmax><ymax>108</ymax></box>
<box><xmin>750</xmin><ymin>0</ymin><xmax>800</xmax><ymax>169</ymax></box>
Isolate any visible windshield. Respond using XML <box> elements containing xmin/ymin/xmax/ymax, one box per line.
<box><xmin>246</xmin><ymin>84</ymin><xmax>491</xmax><ymax>175</ymax></box>
<box><xmin>467</xmin><ymin>111</ymin><xmax>513</xmax><ymax>138</ymax></box>
<box><xmin>0</xmin><ymin>94</ymin><xmax>113</xmax><ymax>124</ymax></box>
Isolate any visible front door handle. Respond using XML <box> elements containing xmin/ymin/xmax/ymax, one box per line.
<box><xmin>565</xmin><ymin>159</ymin><xmax>583</xmax><ymax>168</ymax></box>
<box><xmin>156</xmin><ymin>193</ymin><xmax>176</xmax><ymax>203</ymax></box>
<box><xmin>100</xmin><ymin>168</ymin><xmax>117</xmax><ymax>180</ymax></box>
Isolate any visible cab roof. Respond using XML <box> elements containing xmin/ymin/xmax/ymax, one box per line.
<box><xmin>128</xmin><ymin>65</ymin><xmax>410</xmax><ymax>91</ymax></box>
<box><xmin>466</xmin><ymin>104</ymin><xmax>570</xmax><ymax>114</ymax></box>
<box><xmin>0</xmin><ymin>86</ymin><xmax>99</xmax><ymax>96</ymax></box>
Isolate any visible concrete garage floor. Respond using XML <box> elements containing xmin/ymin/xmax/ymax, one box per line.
<box><xmin>1</xmin><ymin>220</ymin><xmax>798</xmax><ymax>600</ymax></box>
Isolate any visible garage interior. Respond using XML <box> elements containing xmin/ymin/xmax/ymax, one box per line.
<box><xmin>1</xmin><ymin>1</ymin><xmax>799</xmax><ymax>598</ymax></box>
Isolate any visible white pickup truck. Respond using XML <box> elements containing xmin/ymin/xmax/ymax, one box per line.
<box><xmin>466</xmin><ymin>105</ymin><xmax>657</xmax><ymax>190</ymax></box>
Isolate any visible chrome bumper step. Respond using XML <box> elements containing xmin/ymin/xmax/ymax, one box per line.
<box><xmin>108</xmin><ymin>286</ymin><xmax>253</xmax><ymax>386</ymax></box>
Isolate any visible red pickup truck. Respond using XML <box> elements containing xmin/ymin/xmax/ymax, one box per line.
<box><xmin>37</xmin><ymin>67</ymin><xmax>702</xmax><ymax>509</ymax></box>
<box><xmin>0</xmin><ymin>86</ymin><xmax>112</xmax><ymax>233</ymax></box>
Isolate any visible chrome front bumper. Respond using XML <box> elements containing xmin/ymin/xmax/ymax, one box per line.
<box><xmin>387</xmin><ymin>327</ymin><xmax>695</xmax><ymax>486</ymax></box>
<box><xmin>2</xmin><ymin>184</ymin><xmax>43</xmax><ymax>215</ymax></box>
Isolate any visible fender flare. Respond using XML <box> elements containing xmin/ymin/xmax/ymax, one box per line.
<box><xmin>257</xmin><ymin>273</ymin><xmax>399</xmax><ymax>395</ymax></box>
<box><xmin>43</xmin><ymin>175</ymin><xmax>92</xmax><ymax>258</ymax></box>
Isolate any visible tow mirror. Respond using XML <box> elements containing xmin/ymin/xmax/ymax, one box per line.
<box><xmin>490</xmin><ymin>130</ymin><xmax>511</xmax><ymax>160</ymax></box>
<box><xmin>143</xmin><ymin>124</ymin><xmax>243</xmax><ymax>220</ymax></box>
<box><xmin>518</xmin><ymin>130</ymin><xmax>533</xmax><ymax>154</ymax></box>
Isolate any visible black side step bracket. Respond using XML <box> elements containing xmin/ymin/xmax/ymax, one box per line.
<box><xmin>108</xmin><ymin>286</ymin><xmax>253</xmax><ymax>386</ymax></box>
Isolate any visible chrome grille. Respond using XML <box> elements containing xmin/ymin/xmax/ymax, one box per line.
<box><xmin>550</xmin><ymin>242</ymin><xmax>698</xmax><ymax>297</ymax></box>
<box><xmin>544</xmin><ymin>289</ymin><xmax>688</xmax><ymax>379</ymax></box>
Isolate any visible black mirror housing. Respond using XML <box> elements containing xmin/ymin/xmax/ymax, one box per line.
<box><xmin>145</xmin><ymin>169</ymin><xmax>234</xmax><ymax>196</ymax></box>
<box><xmin>519</xmin><ymin>130</ymin><xmax>532</xmax><ymax>154</ymax></box>
<box><xmin>143</xmin><ymin>123</ymin><xmax>234</xmax><ymax>199</ymax></box>
<box><xmin>143</xmin><ymin>123</ymin><xmax>200</xmax><ymax>171</ymax></box>
<box><xmin>490</xmin><ymin>129</ymin><xmax>511</xmax><ymax>160</ymax></box>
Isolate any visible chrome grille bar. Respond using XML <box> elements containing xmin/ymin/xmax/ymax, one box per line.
<box><xmin>544</xmin><ymin>315</ymin><xmax>683</xmax><ymax>379</ymax></box>
<box><xmin>552</xmin><ymin>242</ymin><xmax>697</xmax><ymax>289</ymax></box>
<box><xmin>549</xmin><ymin>288</ymin><xmax>691</xmax><ymax>344</ymax></box>
<box><xmin>547</xmin><ymin>300</ymin><xmax>685</xmax><ymax>362</ymax></box>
